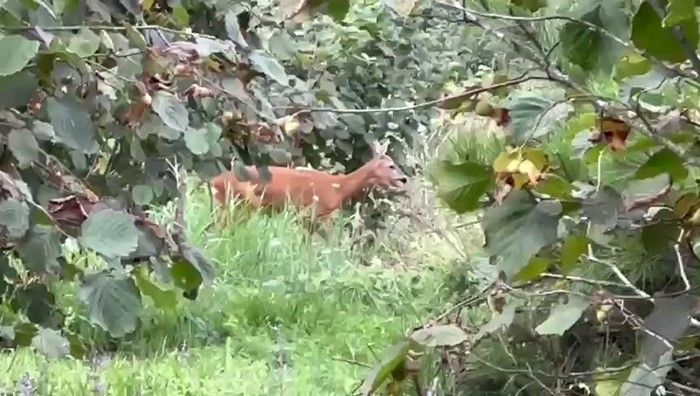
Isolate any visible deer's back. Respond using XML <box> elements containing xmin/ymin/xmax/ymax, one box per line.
<box><xmin>211</xmin><ymin>166</ymin><xmax>343</xmax><ymax>211</ymax></box>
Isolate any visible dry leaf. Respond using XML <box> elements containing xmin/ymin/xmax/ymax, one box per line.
<box><xmin>591</xmin><ymin>116</ymin><xmax>631</xmax><ymax>151</ymax></box>
<box><xmin>492</xmin><ymin>108</ymin><xmax>511</xmax><ymax>127</ymax></box>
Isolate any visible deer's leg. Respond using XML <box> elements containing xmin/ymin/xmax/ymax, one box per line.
<box><xmin>312</xmin><ymin>209</ymin><xmax>339</xmax><ymax>239</ymax></box>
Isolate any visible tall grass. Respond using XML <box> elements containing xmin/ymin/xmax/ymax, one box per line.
<box><xmin>0</xmin><ymin>183</ymin><xmax>457</xmax><ymax>395</ymax></box>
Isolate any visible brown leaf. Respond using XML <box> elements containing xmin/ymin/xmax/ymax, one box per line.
<box><xmin>28</xmin><ymin>90</ymin><xmax>46</xmax><ymax>115</ymax></box>
<box><xmin>0</xmin><ymin>170</ymin><xmax>24</xmax><ymax>200</ymax></box>
<box><xmin>47</xmin><ymin>195</ymin><xmax>96</xmax><ymax>229</ymax></box>
<box><xmin>183</xmin><ymin>84</ymin><xmax>214</xmax><ymax>99</ymax></box>
<box><xmin>492</xmin><ymin>108</ymin><xmax>511</xmax><ymax>127</ymax></box>
<box><xmin>122</xmin><ymin>102</ymin><xmax>149</xmax><ymax>129</ymax></box>
<box><xmin>162</xmin><ymin>41</ymin><xmax>201</xmax><ymax>62</ymax></box>
<box><xmin>173</xmin><ymin>63</ymin><xmax>199</xmax><ymax>77</ymax></box>
<box><xmin>591</xmin><ymin>116</ymin><xmax>631</xmax><ymax>151</ymax></box>
<box><xmin>250</xmin><ymin>123</ymin><xmax>279</xmax><ymax>144</ymax></box>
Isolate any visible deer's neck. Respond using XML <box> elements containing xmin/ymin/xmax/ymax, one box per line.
<box><xmin>335</xmin><ymin>163</ymin><xmax>374</xmax><ymax>203</ymax></box>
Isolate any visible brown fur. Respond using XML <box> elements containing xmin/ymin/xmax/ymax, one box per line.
<box><xmin>210</xmin><ymin>142</ymin><xmax>408</xmax><ymax>226</ymax></box>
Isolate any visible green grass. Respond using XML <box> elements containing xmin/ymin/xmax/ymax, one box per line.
<box><xmin>0</xmin><ymin>185</ymin><xmax>457</xmax><ymax>395</ymax></box>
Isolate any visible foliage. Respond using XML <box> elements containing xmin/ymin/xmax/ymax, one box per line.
<box><xmin>0</xmin><ymin>0</ymin><xmax>472</xmax><ymax>360</ymax></box>
<box><xmin>342</xmin><ymin>0</ymin><xmax>700</xmax><ymax>394</ymax></box>
<box><xmin>0</xmin><ymin>187</ymin><xmax>454</xmax><ymax>393</ymax></box>
<box><xmin>5</xmin><ymin>0</ymin><xmax>700</xmax><ymax>394</ymax></box>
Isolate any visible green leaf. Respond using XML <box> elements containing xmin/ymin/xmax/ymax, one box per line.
<box><xmin>172</xmin><ymin>5</ymin><xmax>190</xmax><ymax>27</ymax></box>
<box><xmin>620</xmin><ymin>351</ymin><xmax>673</xmax><ymax>396</ymax></box>
<box><xmin>560</xmin><ymin>235</ymin><xmax>589</xmax><ymax>274</ymax></box>
<box><xmin>359</xmin><ymin>340</ymin><xmax>410</xmax><ymax>396</ymax></box>
<box><xmin>435</xmin><ymin>161</ymin><xmax>493</xmax><ymax>214</ymax></box>
<box><xmin>184</xmin><ymin>129</ymin><xmax>210</xmax><ymax>155</ymax></box>
<box><xmin>663</xmin><ymin>0</ymin><xmax>695</xmax><ymax>27</ymax></box>
<box><xmin>0</xmin><ymin>70</ymin><xmax>38</xmax><ymax>109</ymax></box>
<box><xmin>124</xmin><ymin>23</ymin><xmax>147</xmax><ymax>50</ymax></box>
<box><xmin>535</xmin><ymin>294</ymin><xmax>589</xmax><ymax>335</ymax></box>
<box><xmin>66</xmin><ymin>27</ymin><xmax>100</xmax><ymax>58</ymax></box>
<box><xmin>641</xmin><ymin>222</ymin><xmax>681</xmax><ymax>253</ymax></box>
<box><xmin>582</xmin><ymin>186</ymin><xmax>622</xmax><ymax>229</ymax></box>
<box><xmin>474</xmin><ymin>303</ymin><xmax>519</xmax><ymax>341</ymax></box>
<box><xmin>483</xmin><ymin>191</ymin><xmax>561</xmax><ymax>279</ymax></box>
<box><xmin>13</xmin><ymin>323</ymin><xmax>38</xmax><ymax>347</ymax></box>
<box><xmin>8</xmin><ymin>128</ymin><xmax>40</xmax><ymax>168</ymax></box>
<box><xmin>383</xmin><ymin>0</ymin><xmax>416</xmax><ymax>18</ymax></box>
<box><xmin>67</xmin><ymin>333</ymin><xmax>87</xmax><ymax>359</ymax></box>
<box><xmin>79</xmin><ymin>270</ymin><xmax>142</xmax><ymax>338</ymax></box>
<box><xmin>171</xmin><ymin>259</ymin><xmax>203</xmax><ymax>291</ymax></box>
<box><xmin>641</xmin><ymin>295</ymin><xmax>699</xmax><ymax>366</ymax></box>
<box><xmin>410</xmin><ymin>324</ymin><xmax>468</xmax><ymax>347</ymax></box>
<box><xmin>560</xmin><ymin>6</ymin><xmax>605</xmax><ymax>71</ymax></box>
<box><xmin>11</xmin><ymin>284</ymin><xmax>55</xmax><ymax>326</ymax></box>
<box><xmin>0</xmin><ymin>198</ymin><xmax>30</xmax><ymax>239</ymax></box>
<box><xmin>224</xmin><ymin>10</ymin><xmax>248</xmax><ymax>48</ymax></box>
<box><xmin>17</xmin><ymin>225</ymin><xmax>62</xmax><ymax>274</ymax></box>
<box><xmin>509</xmin><ymin>0</ymin><xmax>546</xmax><ymax>12</ymax></box>
<box><xmin>32</xmin><ymin>121</ymin><xmax>56</xmax><ymax>141</ymax></box>
<box><xmin>181</xmin><ymin>246</ymin><xmax>215</xmax><ymax>285</ymax></box>
<box><xmin>594</xmin><ymin>367</ymin><xmax>629</xmax><ymax>396</ymax></box>
<box><xmin>326</xmin><ymin>0</ymin><xmax>351</xmax><ymax>20</ymax></box>
<box><xmin>513</xmin><ymin>256</ymin><xmax>551</xmax><ymax>282</ymax></box>
<box><xmin>534</xmin><ymin>174</ymin><xmax>574</xmax><ymax>200</ymax></box>
<box><xmin>79</xmin><ymin>209</ymin><xmax>139</xmax><ymax>259</ymax></box>
<box><xmin>635</xmin><ymin>148</ymin><xmax>688</xmax><ymax>182</ymax></box>
<box><xmin>504</xmin><ymin>92</ymin><xmax>572</xmax><ymax>143</ymax></box>
<box><xmin>132</xmin><ymin>185</ymin><xmax>154</xmax><ymax>205</ymax></box>
<box><xmin>46</xmin><ymin>95</ymin><xmax>96</xmax><ymax>154</ymax></box>
<box><xmin>622</xmin><ymin>173</ymin><xmax>671</xmax><ymax>210</ymax></box>
<box><xmin>613</xmin><ymin>52</ymin><xmax>652</xmax><ymax>80</ymax></box>
<box><xmin>249</xmin><ymin>50</ymin><xmax>289</xmax><ymax>86</ymax></box>
<box><xmin>152</xmin><ymin>91</ymin><xmax>189</xmax><ymax>132</ymax></box>
<box><xmin>31</xmin><ymin>328</ymin><xmax>69</xmax><ymax>359</ymax></box>
<box><xmin>134</xmin><ymin>267</ymin><xmax>177</xmax><ymax>312</ymax></box>
<box><xmin>0</xmin><ymin>36</ymin><xmax>39</xmax><ymax>76</ymax></box>
<box><xmin>0</xmin><ymin>255</ymin><xmax>17</xmax><ymax>296</ymax></box>
<box><xmin>632</xmin><ymin>1</ymin><xmax>699</xmax><ymax>63</ymax></box>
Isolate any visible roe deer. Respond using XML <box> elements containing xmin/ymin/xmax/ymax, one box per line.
<box><xmin>210</xmin><ymin>142</ymin><xmax>408</xmax><ymax>226</ymax></box>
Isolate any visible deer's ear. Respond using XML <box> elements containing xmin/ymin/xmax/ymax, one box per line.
<box><xmin>372</xmin><ymin>141</ymin><xmax>389</xmax><ymax>157</ymax></box>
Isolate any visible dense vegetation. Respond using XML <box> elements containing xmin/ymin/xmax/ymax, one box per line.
<box><xmin>2</xmin><ymin>0</ymin><xmax>700</xmax><ymax>394</ymax></box>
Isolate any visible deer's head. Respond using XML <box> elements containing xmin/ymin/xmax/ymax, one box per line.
<box><xmin>365</xmin><ymin>141</ymin><xmax>408</xmax><ymax>191</ymax></box>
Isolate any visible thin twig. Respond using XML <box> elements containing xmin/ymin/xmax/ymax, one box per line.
<box><xmin>6</xmin><ymin>23</ymin><xmax>218</xmax><ymax>41</ymax></box>
<box><xmin>430</xmin><ymin>283</ymin><xmax>493</xmax><ymax>325</ymax></box>
<box><xmin>470</xmin><ymin>354</ymin><xmax>555</xmax><ymax>395</ymax></box>
<box><xmin>538</xmin><ymin>273</ymin><xmax>629</xmax><ymax>289</ymax></box>
<box><xmin>647</xmin><ymin>0</ymin><xmax>700</xmax><ymax>78</ymax></box>
<box><xmin>676</xmin><ymin>229</ymin><xmax>691</xmax><ymax>291</ymax></box>
<box><xmin>331</xmin><ymin>357</ymin><xmax>372</xmax><ymax>368</ymax></box>
<box><xmin>276</xmin><ymin>74</ymin><xmax>551</xmax><ymax>115</ymax></box>
<box><xmin>435</xmin><ymin>1</ymin><xmax>697</xmax><ymax>81</ymax></box>
<box><xmin>588</xmin><ymin>256</ymin><xmax>651</xmax><ymax>299</ymax></box>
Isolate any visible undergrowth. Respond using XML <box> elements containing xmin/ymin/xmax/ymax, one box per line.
<box><xmin>0</xmin><ymin>183</ymin><xmax>458</xmax><ymax>395</ymax></box>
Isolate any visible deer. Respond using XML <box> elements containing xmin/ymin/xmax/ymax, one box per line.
<box><xmin>210</xmin><ymin>141</ymin><xmax>409</xmax><ymax>230</ymax></box>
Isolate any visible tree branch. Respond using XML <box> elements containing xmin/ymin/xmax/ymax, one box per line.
<box><xmin>276</xmin><ymin>74</ymin><xmax>551</xmax><ymax>114</ymax></box>
<box><xmin>435</xmin><ymin>1</ymin><xmax>698</xmax><ymax>82</ymax></box>
<box><xmin>648</xmin><ymin>0</ymin><xmax>700</xmax><ymax>78</ymax></box>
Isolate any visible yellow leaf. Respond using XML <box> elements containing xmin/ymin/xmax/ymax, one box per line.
<box><xmin>523</xmin><ymin>148</ymin><xmax>548</xmax><ymax>171</ymax></box>
<box><xmin>517</xmin><ymin>160</ymin><xmax>541</xmax><ymax>184</ymax></box>
<box><xmin>511</xmin><ymin>173</ymin><xmax>529</xmax><ymax>189</ymax></box>
<box><xmin>284</xmin><ymin>118</ymin><xmax>301</xmax><ymax>136</ymax></box>
<box><xmin>688</xmin><ymin>208</ymin><xmax>700</xmax><ymax>225</ymax></box>
<box><xmin>493</xmin><ymin>150</ymin><xmax>521</xmax><ymax>173</ymax></box>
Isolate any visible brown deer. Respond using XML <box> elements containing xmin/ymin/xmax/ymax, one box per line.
<box><xmin>210</xmin><ymin>142</ymin><xmax>408</xmax><ymax>227</ymax></box>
